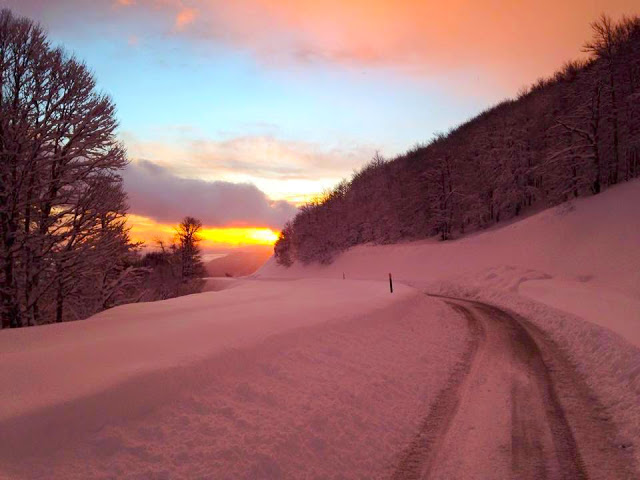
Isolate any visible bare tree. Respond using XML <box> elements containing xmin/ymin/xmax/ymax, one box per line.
<box><xmin>0</xmin><ymin>9</ymin><xmax>140</xmax><ymax>327</ymax></box>
<box><xmin>554</xmin><ymin>77</ymin><xmax>604</xmax><ymax>195</ymax></box>
<box><xmin>584</xmin><ymin>15</ymin><xmax>622</xmax><ymax>185</ymax></box>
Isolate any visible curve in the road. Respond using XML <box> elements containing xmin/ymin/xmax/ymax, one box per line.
<box><xmin>392</xmin><ymin>295</ymin><xmax>636</xmax><ymax>480</ymax></box>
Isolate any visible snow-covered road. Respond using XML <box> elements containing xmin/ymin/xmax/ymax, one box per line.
<box><xmin>394</xmin><ymin>296</ymin><xmax>636</xmax><ymax>480</ymax></box>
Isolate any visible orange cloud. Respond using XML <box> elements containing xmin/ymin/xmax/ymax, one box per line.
<box><xmin>20</xmin><ymin>0</ymin><xmax>638</xmax><ymax>93</ymax></box>
<box><xmin>15</xmin><ymin>0</ymin><xmax>640</xmax><ymax>91</ymax></box>
<box><xmin>133</xmin><ymin>0</ymin><xmax>638</xmax><ymax>90</ymax></box>
<box><xmin>174</xmin><ymin>7</ymin><xmax>197</xmax><ymax>31</ymax></box>
<box><xmin>127</xmin><ymin>214</ymin><xmax>279</xmax><ymax>249</ymax></box>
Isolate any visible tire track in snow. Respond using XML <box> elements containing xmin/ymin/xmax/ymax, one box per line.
<box><xmin>392</xmin><ymin>295</ymin><xmax>636</xmax><ymax>480</ymax></box>
<box><xmin>391</xmin><ymin>301</ymin><xmax>484</xmax><ymax>479</ymax></box>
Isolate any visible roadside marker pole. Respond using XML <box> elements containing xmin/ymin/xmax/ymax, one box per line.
<box><xmin>389</xmin><ymin>273</ymin><xmax>393</xmax><ymax>293</ymax></box>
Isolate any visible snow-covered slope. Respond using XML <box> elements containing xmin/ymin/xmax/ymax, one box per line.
<box><xmin>259</xmin><ymin>180</ymin><xmax>640</xmax><ymax>468</ymax></box>
<box><xmin>260</xmin><ymin>179</ymin><xmax>640</xmax><ymax>346</ymax></box>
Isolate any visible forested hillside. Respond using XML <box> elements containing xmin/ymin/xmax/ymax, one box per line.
<box><xmin>275</xmin><ymin>15</ymin><xmax>640</xmax><ymax>266</ymax></box>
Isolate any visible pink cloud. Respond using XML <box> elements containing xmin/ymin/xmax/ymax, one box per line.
<box><xmin>5</xmin><ymin>0</ymin><xmax>639</xmax><ymax>91</ymax></box>
<box><xmin>174</xmin><ymin>7</ymin><xmax>197</xmax><ymax>31</ymax></box>
<box><xmin>122</xmin><ymin>132</ymin><xmax>376</xmax><ymax>182</ymax></box>
<box><xmin>69</xmin><ymin>0</ymin><xmax>631</xmax><ymax>90</ymax></box>
<box><xmin>190</xmin><ymin>0</ymin><xmax>638</xmax><ymax>88</ymax></box>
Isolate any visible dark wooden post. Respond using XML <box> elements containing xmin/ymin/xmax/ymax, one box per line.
<box><xmin>389</xmin><ymin>273</ymin><xmax>393</xmax><ymax>293</ymax></box>
<box><xmin>343</xmin><ymin>272</ymin><xmax>345</xmax><ymax>280</ymax></box>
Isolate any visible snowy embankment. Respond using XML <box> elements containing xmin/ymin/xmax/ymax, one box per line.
<box><xmin>260</xmin><ymin>179</ymin><xmax>640</xmax><ymax>466</ymax></box>
<box><xmin>0</xmin><ymin>279</ymin><xmax>469</xmax><ymax>478</ymax></box>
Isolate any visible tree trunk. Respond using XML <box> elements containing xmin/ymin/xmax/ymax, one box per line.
<box><xmin>56</xmin><ymin>276</ymin><xmax>64</xmax><ymax>323</ymax></box>
<box><xmin>608</xmin><ymin>67</ymin><xmax>620</xmax><ymax>185</ymax></box>
<box><xmin>1</xmin><ymin>213</ymin><xmax>21</xmax><ymax>328</ymax></box>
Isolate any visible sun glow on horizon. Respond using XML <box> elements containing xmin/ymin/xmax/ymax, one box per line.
<box><xmin>199</xmin><ymin>226</ymin><xmax>279</xmax><ymax>246</ymax></box>
<box><xmin>127</xmin><ymin>214</ymin><xmax>280</xmax><ymax>249</ymax></box>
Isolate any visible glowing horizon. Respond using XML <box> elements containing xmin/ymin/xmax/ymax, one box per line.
<box><xmin>127</xmin><ymin>214</ymin><xmax>280</xmax><ymax>250</ymax></box>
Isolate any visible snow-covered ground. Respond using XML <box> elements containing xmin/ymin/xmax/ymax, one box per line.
<box><xmin>1</xmin><ymin>181</ymin><xmax>639</xmax><ymax>478</ymax></box>
<box><xmin>260</xmin><ymin>179</ymin><xmax>640</xmax><ymax>469</ymax></box>
<box><xmin>0</xmin><ymin>279</ymin><xmax>471</xmax><ymax>478</ymax></box>
<box><xmin>1</xmin><ymin>279</ymin><xmax>415</xmax><ymax>422</ymax></box>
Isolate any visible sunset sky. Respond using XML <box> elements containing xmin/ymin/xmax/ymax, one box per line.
<box><xmin>5</xmin><ymin>0</ymin><xmax>638</xmax><ymax>250</ymax></box>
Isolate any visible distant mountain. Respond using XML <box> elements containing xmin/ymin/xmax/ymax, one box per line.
<box><xmin>205</xmin><ymin>246</ymin><xmax>273</xmax><ymax>277</ymax></box>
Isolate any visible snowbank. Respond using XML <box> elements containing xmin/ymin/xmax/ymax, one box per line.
<box><xmin>520</xmin><ymin>278</ymin><xmax>640</xmax><ymax>346</ymax></box>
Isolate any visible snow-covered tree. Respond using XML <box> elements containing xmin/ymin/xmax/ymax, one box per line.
<box><xmin>0</xmin><ymin>9</ymin><xmax>141</xmax><ymax>327</ymax></box>
<box><xmin>175</xmin><ymin>216</ymin><xmax>206</xmax><ymax>281</ymax></box>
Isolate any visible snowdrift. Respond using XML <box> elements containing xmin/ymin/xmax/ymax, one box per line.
<box><xmin>1</xmin><ymin>279</ymin><xmax>415</xmax><ymax>422</ymax></box>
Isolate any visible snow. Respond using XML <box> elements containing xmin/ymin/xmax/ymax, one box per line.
<box><xmin>0</xmin><ymin>279</ymin><xmax>472</xmax><ymax>478</ymax></box>
<box><xmin>201</xmin><ymin>276</ymin><xmax>241</xmax><ymax>292</ymax></box>
<box><xmin>428</xmin><ymin>281</ymin><xmax>640</xmax><ymax>470</ymax></box>
<box><xmin>260</xmin><ymin>180</ymin><xmax>640</xmax><ymax>344</ymax></box>
<box><xmin>259</xmin><ymin>179</ymin><xmax>640</xmax><ymax>468</ymax></box>
<box><xmin>1</xmin><ymin>180</ymin><xmax>639</xmax><ymax>477</ymax></box>
<box><xmin>1</xmin><ymin>279</ymin><xmax>415</xmax><ymax>422</ymax></box>
<box><xmin>520</xmin><ymin>279</ymin><xmax>640</xmax><ymax>347</ymax></box>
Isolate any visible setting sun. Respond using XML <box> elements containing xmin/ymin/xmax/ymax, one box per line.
<box><xmin>199</xmin><ymin>226</ymin><xmax>279</xmax><ymax>246</ymax></box>
<box><xmin>126</xmin><ymin>214</ymin><xmax>280</xmax><ymax>249</ymax></box>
